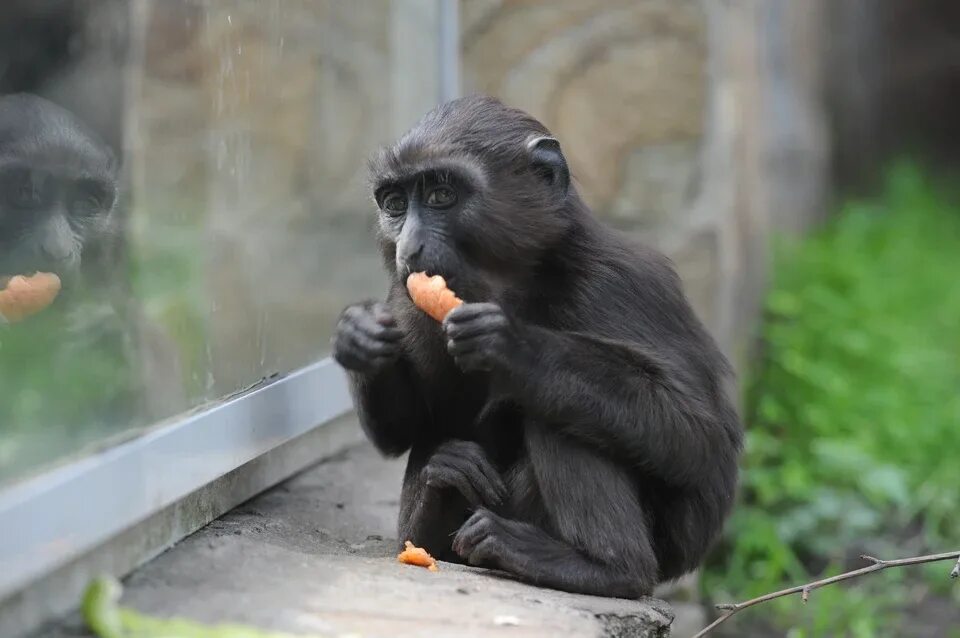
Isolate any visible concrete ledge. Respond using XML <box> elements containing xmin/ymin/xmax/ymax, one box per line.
<box><xmin>36</xmin><ymin>441</ymin><xmax>673</xmax><ymax>638</ymax></box>
<box><xmin>10</xmin><ymin>414</ymin><xmax>364</xmax><ymax>638</ymax></box>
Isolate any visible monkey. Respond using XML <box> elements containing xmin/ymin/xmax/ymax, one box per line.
<box><xmin>332</xmin><ymin>95</ymin><xmax>743</xmax><ymax>598</ymax></box>
<box><xmin>0</xmin><ymin>93</ymin><xmax>118</xmax><ymax>290</ymax></box>
<box><xmin>0</xmin><ymin>93</ymin><xmax>187</xmax><ymax>469</ymax></box>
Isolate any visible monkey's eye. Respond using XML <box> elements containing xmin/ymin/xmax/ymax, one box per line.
<box><xmin>425</xmin><ymin>185</ymin><xmax>457</xmax><ymax>209</ymax></box>
<box><xmin>69</xmin><ymin>180</ymin><xmax>112</xmax><ymax>218</ymax></box>
<box><xmin>381</xmin><ymin>192</ymin><xmax>408</xmax><ymax>216</ymax></box>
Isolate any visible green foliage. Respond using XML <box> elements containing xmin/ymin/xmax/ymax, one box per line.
<box><xmin>0</xmin><ymin>287</ymin><xmax>144</xmax><ymax>482</ymax></box>
<box><xmin>81</xmin><ymin>575</ymin><xmax>341</xmax><ymax>638</ymax></box>
<box><xmin>704</xmin><ymin>163</ymin><xmax>960</xmax><ymax>635</ymax></box>
<box><xmin>0</xmin><ymin>214</ymin><xmax>208</xmax><ymax>485</ymax></box>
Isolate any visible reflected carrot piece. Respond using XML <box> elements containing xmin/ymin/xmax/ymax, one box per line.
<box><xmin>397</xmin><ymin>540</ymin><xmax>439</xmax><ymax>572</ymax></box>
<box><xmin>406</xmin><ymin>272</ymin><xmax>463</xmax><ymax>322</ymax></box>
<box><xmin>0</xmin><ymin>272</ymin><xmax>61</xmax><ymax>323</ymax></box>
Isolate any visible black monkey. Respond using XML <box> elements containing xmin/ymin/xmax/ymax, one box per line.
<box><xmin>0</xmin><ymin>93</ymin><xmax>117</xmax><ymax>294</ymax></box>
<box><xmin>333</xmin><ymin>95</ymin><xmax>743</xmax><ymax>598</ymax></box>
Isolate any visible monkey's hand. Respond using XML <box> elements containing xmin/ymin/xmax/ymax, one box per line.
<box><xmin>332</xmin><ymin>301</ymin><xmax>403</xmax><ymax>373</ymax></box>
<box><xmin>443</xmin><ymin>302</ymin><xmax>520</xmax><ymax>373</ymax></box>
<box><xmin>422</xmin><ymin>440</ymin><xmax>507</xmax><ymax>508</ymax></box>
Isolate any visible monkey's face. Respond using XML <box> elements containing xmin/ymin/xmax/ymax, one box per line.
<box><xmin>0</xmin><ymin>96</ymin><xmax>118</xmax><ymax>289</ymax></box>
<box><xmin>374</xmin><ymin>170</ymin><xmax>473</xmax><ymax>293</ymax></box>
<box><xmin>0</xmin><ymin>163</ymin><xmax>116</xmax><ymax>285</ymax></box>
<box><xmin>370</xmin><ymin>95</ymin><xmax>579</xmax><ymax>302</ymax></box>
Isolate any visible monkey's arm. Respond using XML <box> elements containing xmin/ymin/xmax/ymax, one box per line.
<box><xmin>348</xmin><ymin>360</ymin><xmax>426</xmax><ymax>456</ymax></box>
<box><xmin>514</xmin><ymin>328</ymin><xmax>739</xmax><ymax>484</ymax></box>
<box><xmin>333</xmin><ymin>299</ymin><xmax>427</xmax><ymax>456</ymax></box>
<box><xmin>444</xmin><ymin>303</ymin><xmax>740</xmax><ymax>486</ymax></box>
<box><xmin>397</xmin><ymin>440</ymin><xmax>505</xmax><ymax>561</ymax></box>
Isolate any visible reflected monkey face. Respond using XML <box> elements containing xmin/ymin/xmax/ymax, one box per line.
<box><xmin>0</xmin><ymin>94</ymin><xmax>118</xmax><ymax>286</ymax></box>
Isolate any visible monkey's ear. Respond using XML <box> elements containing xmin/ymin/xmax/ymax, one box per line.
<box><xmin>527</xmin><ymin>135</ymin><xmax>569</xmax><ymax>193</ymax></box>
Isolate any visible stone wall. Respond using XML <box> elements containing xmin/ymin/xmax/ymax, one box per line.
<box><xmin>461</xmin><ymin>0</ymin><xmax>830</xmax><ymax>368</ymax></box>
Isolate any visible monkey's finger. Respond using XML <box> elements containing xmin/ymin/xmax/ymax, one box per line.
<box><xmin>452</xmin><ymin>516</ymin><xmax>481</xmax><ymax>555</ymax></box>
<box><xmin>341</xmin><ymin>304</ymin><xmax>376</xmax><ymax>325</ymax></box>
<box><xmin>465</xmin><ymin>466</ymin><xmax>504</xmax><ymax>507</ymax></box>
<box><xmin>446</xmin><ymin>333</ymin><xmax>498</xmax><ymax>356</ymax></box>
<box><xmin>465</xmin><ymin>536</ymin><xmax>498</xmax><ymax>567</ymax></box>
<box><xmin>371</xmin><ymin>325</ymin><xmax>404</xmax><ymax>342</ymax></box>
<box><xmin>370</xmin><ymin>303</ymin><xmax>397</xmax><ymax>326</ymax></box>
<box><xmin>426</xmin><ymin>465</ymin><xmax>484</xmax><ymax>507</ymax></box>
<box><xmin>434</xmin><ymin>454</ymin><xmax>502</xmax><ymax>506</ymax></box>
<box><xmin>332</xmin><ymin>350</ymin><xmax>364</xmax><ymax>371</ymax></box>
<box><xmin>443</xmin><ymin>314</ymin><xmax>508</xmax><ymax>340</ymax></box>
<box><xmin>333</xmin><ymin>349</ymin><xmax>379</xmax><ymax>373</ymax></box>
<box><xmin>335</xmin><ymin>347</ymin><xmax>393</xmax><ymax>374</ymax></box>
<box><xmin>487</xmin><ymin>470</ymin><xmax>508</xmax><ymax>503</ymax></box>
<box><xmin>344</xmin><ymin>329</ymin><xmax>401</xmax><ymax>357</ymax></box>
<box><xmin>456</xmin><ymin>446</ymin><xmax>508</xmax><ymax>502</ymax></box>
<box><xmin>437</xmin><ymin>442</ymin><xmax>508</xmax><ymax>502</ymax></box>
<box><xmin>444</xmin><ymin>302</ymin><xmax>503</xmax><ymax>323</ymax></box>
<box><xmin>452</xmin><ymin>509</ymin><xmax>492</xmax><ymax>555</ymax></box>
<box><xmin>343</xmin><ymin>306</ymin><xmax>402</xmax><ymax>340</ymax></box>
<box><xmin>335</xmin><ymin>341</ymin><xmax>396</xmax><ymax>370</ymax></box>
<box><xmin>352</xmin><ymin>316</ymin><xmax>404</xmax><ymax>342</ymax></box>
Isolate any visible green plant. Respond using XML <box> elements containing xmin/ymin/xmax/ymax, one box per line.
<box><xmin>81</xmin><ymin>575</ymin><xmax>342</xmax><ymax>637</ymax></box>
<box><xmin>704</xmin><ymin>163</ymin><xmax>960</xmax><ymax>635</ymax></box>
<box><xmin>0</xmin><ymin>209</ymin><xmax>208</xmax><ymax>485</ymax></box>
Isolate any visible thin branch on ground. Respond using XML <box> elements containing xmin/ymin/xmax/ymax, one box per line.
<box><xmin>691</xmin><ymin>550</ymin><xmax>960</xmax><ymax>638</ymax></box>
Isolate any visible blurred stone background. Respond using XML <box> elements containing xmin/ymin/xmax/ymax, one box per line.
<box><xmin>121</xmin><ymin>0</ymin><xmax>831</xmax><ymax>394</ymax></box>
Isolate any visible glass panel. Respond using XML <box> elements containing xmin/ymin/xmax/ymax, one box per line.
<box><xmin>0</xmin><ymin>0</ymin><xmax>442</xmax><ymax>487</ymax></box>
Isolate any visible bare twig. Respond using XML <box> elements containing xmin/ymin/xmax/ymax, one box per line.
<box><xmin>692</xmin><ymin>551</ymin><xmax>960</xmax><ymax>638</ymax></box>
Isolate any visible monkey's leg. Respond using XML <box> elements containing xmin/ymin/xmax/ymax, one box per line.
<box><xmin>453</xmin><ymin>426</ymin><xmax>658</xmax><ymax>598</ymax></box>
<box><xmin>399</xmin><ymin>440</ymin><xmax>507</xmax><ymax>562</ymax></box>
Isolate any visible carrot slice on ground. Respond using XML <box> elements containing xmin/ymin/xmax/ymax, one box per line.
<box><xmin>397</xmin><ymin>540</ymin><xmax>439</xmax><ymax>571</ymax></box>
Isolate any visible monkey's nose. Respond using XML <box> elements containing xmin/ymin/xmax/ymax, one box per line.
<box><xmin>38</xmin><ymin>217</ymin><xmax>78</xmax><ymax>265</ymax></box>
<box><xmin>41</xmin><ymin>241</ymin><xmax>73</xmax><ymax>263</ymax></box>
<box><xmin>397</xmin><ymin>242</ymin><xmax>425</xmax><ymax>275</ymax></box>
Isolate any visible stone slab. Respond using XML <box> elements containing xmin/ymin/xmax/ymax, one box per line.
<box><xmin>36</xmin><ymin>442</ymin><xmax>672</xmax><ymax>638</ymax></box>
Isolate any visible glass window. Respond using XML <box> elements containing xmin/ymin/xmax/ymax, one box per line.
<box><xmin>0</xmin><ymin>0</ymin><xmax>442</xmax><ymax>487</ymax></box>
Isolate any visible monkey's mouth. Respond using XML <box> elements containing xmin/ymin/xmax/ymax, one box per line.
<box><xmin>431</xmin><ymin>272</ymin><xmax>457</xmax><ymax>290</ymax></box>
<box><xmin>415</xmin><ymin>272</ymin><xmax>463</xmax><ymax>296</ymax></box>
<box><xmin>402</xmin><ymin>269</ymin><xmax>457</xmax><ymax>288</ymax></box>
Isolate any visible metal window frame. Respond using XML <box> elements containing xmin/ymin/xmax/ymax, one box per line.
<box><xmin>0</xmin><ymin>358</ymin><xmax>352</xmax><ymax>602</ymax></box>
<box><xmin>438</xmin><ymin>0</ymin><xmax>461</xmax><ymax>102</ymax></box>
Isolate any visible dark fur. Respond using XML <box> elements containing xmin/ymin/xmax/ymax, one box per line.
<box><xmin>333</xmin><ymin>95</ymin><xmax>743</xmax><ymax>598</ymax></box>
<box><xmin>0</xmin><ymin>93</ymin><xmax>118</xmax><ymax>286</ymax></box>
